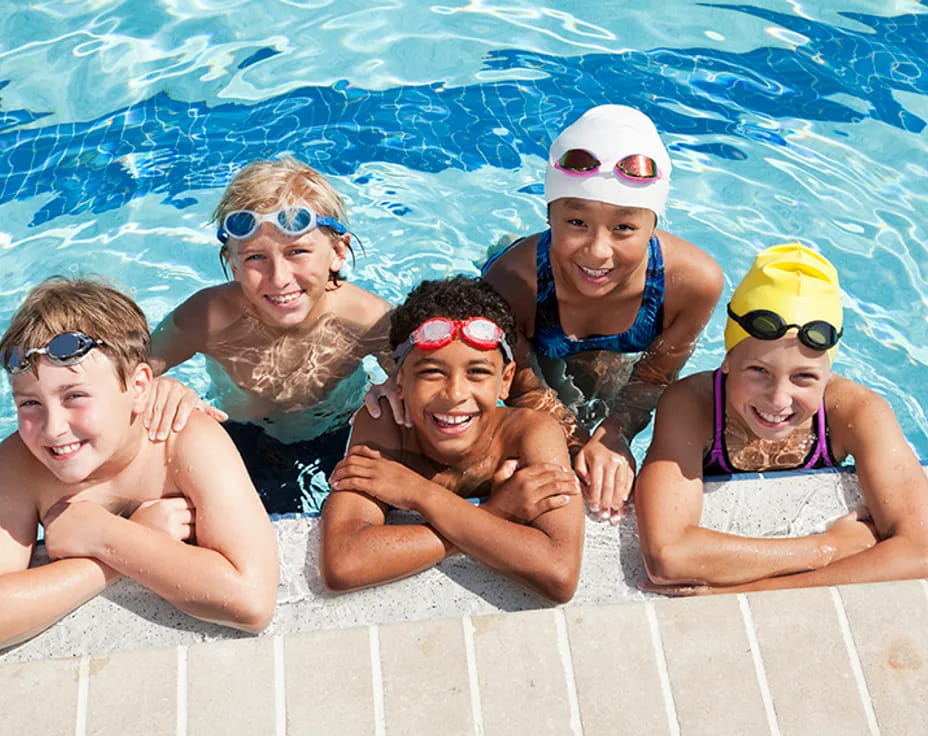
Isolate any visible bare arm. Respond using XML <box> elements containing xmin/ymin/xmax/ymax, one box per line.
<box><xmin>44</xmin><ymin>414</ymin><xmax>279</xmax><ymax>632</ymax></box>
<box><xmin>635</xmin><ymin>378</ymin><xmax>873</xmax><ymax>586</ymax></box>
<box><xmin>0</xmin><ymin>439</ymin><xmax>120</xmax><ymax>647</ymax></box>
<box><xmin>149</xmin><ymin>288</ymin><xmax>223</xmax><ymax>376</ymax></box>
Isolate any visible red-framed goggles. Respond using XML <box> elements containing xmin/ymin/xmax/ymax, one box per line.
<box><xmin>727</xmin><ymin>305</ymin><xmax>842</xmax><ymax>351</ymax></box>
<box><xmin>217</xmin><ymin>206</ymin><xmax>347</xmax><ymax>244</ymax></box>
<box><xmin>392</xmin><ymin>317</ymin><xmax>514</xmax><ymax>365</ymax></box>
<box><xmin>554</xmin><ymin>150</ymin><xmax>662</xmax><ymax>183</ymax></box>
<box><xmin>4</xmin><ymin>332</ymin><xmax>106</xmax><ymax>375</ymax></box>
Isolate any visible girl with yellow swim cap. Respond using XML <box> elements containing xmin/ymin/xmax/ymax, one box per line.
<box><xmin>635</xmin><ymin>243</ymin><xmax>928</xmax><ymax>594</ymax></box>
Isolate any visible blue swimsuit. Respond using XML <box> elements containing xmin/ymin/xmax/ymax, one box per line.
<box><xmin>703</xmin><ymin>368</ymin><xmax>838</xmax><ymax>475</ymax></box>
<box><xmin>482</xmin><ymin>229</ymin><xmax>666</xmax><ymax>358</ymax></box>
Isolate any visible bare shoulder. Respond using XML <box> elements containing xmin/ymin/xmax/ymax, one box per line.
<box><xmin>348</xmin><ymin>400</ymin><xmax>406</xmax><ymax>453</ymax></box>
<box><xmin>657</xmin><ymin>371</ymin><xmax>714</xmax><ymax>415</ymax></box>
<box><xmin>659</xmin><ymin>230</ymin><xmax>723</xmax><ymax>297</ymax></box>
<box><xmin>500</xmin><ymin>407</ymin><xmax>570</xmax><ymax>465</ymax></box>
<box><xmin>648</xmin><ymin>371</ymin><xmax>715</xmax><ymax>452</ymax></box>
<box><xmin>329</xmin><ymin>282</ymin><xmax>392</xmax><ymax>330</ymax></box>
<box><xmin>824</xmin><ymin>375</ymin><xmax>897</xmax><ymax>454</ymax></box>
<box><xmin>173</xmin><ymin>283</ymin><xmax>247</xmax><ymax>334</ymax></box>
<box><xmin>481</xmin><ymin>235</ymin><xmax>540</xmax><ymax>324</ymax></box>
<box><xmin>0</xmin><ymin>433</ymin><xmax>46</xmax><ymax>502</ymax></box>
<box><xmin>164</xmin><ymin>412</ymin><xmax>249</xmax><ymax>499</ymax></box>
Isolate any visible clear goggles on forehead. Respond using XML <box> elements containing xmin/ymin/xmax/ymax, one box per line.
<box><xmin>392</xmin><ymin>317</ymin><xmax>514</xmax><ymax>366</ymax></box>
<box><xmin>554</xmin><ymin>150</ymin><xmax>662</xmax><ymax>183</ymax></box>
<box><xmin>727</xmin><ymin>305</ymin><xmax>842</xmax><ymax>351</ymax></box>
<box><xmin>216</xmin><ymin>206</ymin><xmax>347</xmax><ymax>243</ymax></box>
<box><xmin>5</xmin><ymin>332</ymin><xmax>106</xmax><ymax>375</ymax></box>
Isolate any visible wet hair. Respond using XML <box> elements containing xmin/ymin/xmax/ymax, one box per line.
<box><xmin>0</xmin><ymin>277</ymin><xmax>150</xmax><ymax>389</ymax></box>
<box><xmin>390</xmin><ymin>276</ymin><xmax>517</xmax><ymax>363</ymax></box>
<box><xmin>212</xmin><ymin>155</ymin><xmax>354</xmax><ymax>285</ymax></box>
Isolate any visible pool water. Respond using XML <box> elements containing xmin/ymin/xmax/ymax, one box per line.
<box><xmin>1</xmin><ymin>1</ymin><xmax>926</xmax><ymax>509</ymax></box>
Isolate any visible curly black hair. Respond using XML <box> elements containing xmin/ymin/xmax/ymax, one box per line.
<box><xmin>390</xmin><ymin>276</ymin><xmax>517</xmax><ymax>362</ymax></box>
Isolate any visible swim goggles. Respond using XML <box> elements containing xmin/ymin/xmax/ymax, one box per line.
<box><xmin>216</xmin><ymin>206</ymin><xmax>347</xmax><ymax>243</ymax></box>
<box><xmin>726</xmin><ymin>305</ymin><xmax>843</xmax><ymax>351</ymax></box>
<box><xmin>554</xmin><ymin>150</ymin><xmax>662</xmax><ymax>183</ymax></box>
<box><xmin>392</xmin><ymin>317</ymin><xmax>514</xmax><ymax>366</ymax></box>
<box><xmin>4</xmin><ymin>332</ymin><xmax>107</xmax><ymax>375</ymax></box>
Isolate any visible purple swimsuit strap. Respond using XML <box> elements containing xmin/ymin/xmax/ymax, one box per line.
<box><xmin>708</xmin><ymin>368</ymin><xmax>732</xmax><ymax>473</ymax></box>
<box><xmin>801</xmin><ymin>403</ymin><xmax>834</xmax><ymax>469</ymax></box>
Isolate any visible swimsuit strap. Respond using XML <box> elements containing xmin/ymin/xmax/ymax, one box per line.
<box><xmin>800</xmin><ymin>403</ymin><xmax>836</xmax><ymax>469</ymax></box>
<box><xmin>706</xmin><ymin>368</ymin><xmax>733</xmax><ymax>474</ymax></box>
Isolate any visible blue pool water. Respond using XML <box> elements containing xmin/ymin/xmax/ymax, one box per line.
<box><xmin>1</xmin><ymin>1</ymin><xmax>926</xmax><ymax>507</ymax></box>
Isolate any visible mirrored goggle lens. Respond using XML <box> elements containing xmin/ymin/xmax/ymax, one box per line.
<box><xmin>46</xmin><ymin>332</ymin><xmax>95</xmax><ymax>363</ymax></box>
<box><xmin>276</xmin><ymin>207</ymin><xmax>314</xmax><ymax>234</ymax></box>
<box><xmin>556</xmin><ymin>149</ymin><xmax>600</xmax><ymax>173</ymax></box>
<box><xmin>461</xmin><ymin>318</ymin><xmax>501</xmax><ymax>344</ymax></box>
<box><xmin>5</xmin><ymin>346</ymin><xmax>28</xmax><ymax>373</ymax></box>
<box><xmin>224</xmin><ymin>211</ymin><xmax>259</xmax><ymax>239</ymax></box>
<box><xmin>617</xmin><ymin>154</ymin><xmax>659</xmax><ymax>180</ymax></box>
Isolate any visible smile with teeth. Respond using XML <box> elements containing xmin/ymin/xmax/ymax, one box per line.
<box><xmin>753</xmin><ymin>407</ymin><xmax>793</xmax><ymax>425</ymax></box>
<box><xmin>577</xmin><ymin>265</ymin><xmax>612</xmax><ymax>278</ymax></box>
<box><xmin>48</xmin><ymin>441</ymin><xmax>84</xmax><ymax>457</ymax></box>
<box><xmin>430</xmin><ymin>412</ymin><xmax>476</xmax><ymax>430</ymax></box>
<box><xmin>266</xmin><ymin>291</ymin><xmax>303</xmax><ymax>305</ymax></box>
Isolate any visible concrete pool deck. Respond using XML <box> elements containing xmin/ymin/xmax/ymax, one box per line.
<box><xmin>1</xmin><ymin>469</ymin><xmax>927</xmax><ymax>734</ymax></box>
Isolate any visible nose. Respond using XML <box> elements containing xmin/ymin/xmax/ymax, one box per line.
<box><xmin>42</xmin><ymin>404</ymin><xmax>69</xmax><ymax>440</ymax></box>
<box><xmin>443</xmin><ymin>371</ymin><xmax>468</xmax><ymax>403</ymax></box>
<box><xmin>267</xmin><ymin>255</ymin><xmax>293</xmax><ymax>289</ymax></box>
<box><xmin>767</xmin><ymin>376</ymin><xmax>793</xmax><ymax>410</ymax></box>
<box><xmin>586</xmin><ymin>227</ymin><xmax>613</xmax><ymax>260</ymax></box>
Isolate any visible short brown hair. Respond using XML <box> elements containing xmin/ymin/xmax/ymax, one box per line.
<box><xmin>0</xmin><ymin>277</ymin><xmax>150</xmax><ymax>388</ymax></box>
<box><xmin>213</xmin><ymin>156</ymin><xmax>353</xmax><ymax>284</ymax></box>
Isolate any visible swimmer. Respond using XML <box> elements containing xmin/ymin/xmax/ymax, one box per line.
<box><xmin>0</xmin><ymin>278</ymin><xmax>278</xmax><ymax>646</ymax></box>
<box><xmin>635</xmin><ymin>243</ymin><xmax>928</xmax><ymax>594</ymax></box>
<box><xmin>478</xmin><ymin>105</ymin><xmax>723</xmax><ymax>524</ymax></box>
<box><xmin>322</xmin><ymin>276</ymin><xmax>584</xmax><ymax>603</ymax></box>
<box><xmin>149</xmin><ymin>157</ymin><xmax>392</xmax><ymax>513</ymax></box>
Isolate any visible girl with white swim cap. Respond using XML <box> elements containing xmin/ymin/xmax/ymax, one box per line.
<box><xmin>635</xmin><ymin>243</ymin><xmax>928</xmax><ymax>594</ymax></box>
<box><xmin>482</xmin><ymin>105</ymin><xmax>723</xmax><ymax>524</ymax></box>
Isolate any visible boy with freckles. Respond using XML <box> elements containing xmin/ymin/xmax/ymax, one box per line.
<box><xmin>322</xmin><ymin>276</ymin><xmax>584</xmax><ymax>603</ymax></box>
<box><xmin>0</xmin><ymin>278</ymin><xmax>278</xmax><ymax>647</ymax></box>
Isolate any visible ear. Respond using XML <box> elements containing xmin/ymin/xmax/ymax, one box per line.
<box><xmin>129</xmin><ymin>362</ymin><xmax>154</xmax><ymax>410</ymax></box>
<box><xmin>223</xmin><ymin>245</ymin><xmax>241</xmax><ymax>280</ymax></box>
<box><xmin>394</xmin><ymin>362</ymin><xmax>407</xmax><ymax>400</ymax></box>
<box><xmin>329</xmin><ymin>234</ymin><xmax>349</xmax><ymax>273</ymax></box>
<box><xmin>498</xmin><ymin>359</ymin><xmax>516</xmax><ymax>400</ymax></box>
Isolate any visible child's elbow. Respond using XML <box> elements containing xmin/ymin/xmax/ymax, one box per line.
<box><xmin>642</xmin><ymin>541</ymin><xmax>691</xmax><ymax>586</ymax></box>
<box><xmin>233</xmin><ymin>589</ymin><xmax>277</xmax><ymax>633</ymax></box>
<box><xmin>320</xmin><ymin>551</ymin><xmax>364</xmax><ymax>593</ymax></box>
<box><xmin>539</xmin><ymin>565</ymin><xmax>580</xmax><ymax>604</ymax></box>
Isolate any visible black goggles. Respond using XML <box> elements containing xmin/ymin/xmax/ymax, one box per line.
<box><xmin>4</xmin><ymin>332</ymin><xmax>106</xmax><ymax>375</ymax></box>
<box><xmin>727</xmin><ymin>304</ymin><xmax>842</xmax><ymax>351</ymax></box>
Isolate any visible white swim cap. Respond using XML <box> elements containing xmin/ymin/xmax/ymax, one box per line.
<box><xmin>544</xmin><ymin>105</ymin><xmax>672</xmax><ymax>217</ymax></box>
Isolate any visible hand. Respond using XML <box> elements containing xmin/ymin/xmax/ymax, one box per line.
<box><xmin>574</xmin><ymin>423</ymin><xmax>636</xmax><ymax>525</ymax></box>
<box><xmin>43</xmin><ymin>499</ymin><xmax>109</xmax><ymax>560</ymax></box>
<box><xmin>144</xmin><ymin>376</ymin><xmax>229</xmax><ymax>441</ymax></box>
<box><xmin>130</xmin><ymin>497</ymin><xmax>197</xmax><ymax>542</ymax></box>
<box><xmin>820</xmin><ymin>508</ymin><xmax>878</xmax><ymax>567</ymax></box>
<box><xmin>329</xmin><ymin>445</ymin><xmax>431</xmax><ymax>510</ymax></box>
<box><xmin>361</xmin><ymin>379</ymin><xmax>410</xmax><ymax>427</ymax></box>
<box><xmin>483</xmin><ymin>459</ymin><xmax>580</xmax><ymax>524</ymax></box>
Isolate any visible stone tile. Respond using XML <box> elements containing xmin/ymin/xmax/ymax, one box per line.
<box><xmin>838</xmin><ymin>580</ymin><xmax>928</xmax><ymax>735</ymax></box>
<box><xmin>86</xmin><ymin>646</ymin><xmax>177</xmax><ymax>736</ymax></box>
<box><xmin>746</xmin><ymin>587</ymin><xmax>870</xmax><ymax>735</ymax></box>
<box><xmin>654</xmin><ymin>595</ymin><xmax>768</xmax><ymax>734</ymax></box>
<box><xmin>0</xmin><ymin>656</ymin><xmax>79</xmax><ymax>735</ymax></box>
<box><xmin>564</xmin><ymin>605</ymin><xmax>671</xmax><ymax>735</ymax></box>
<box><xmin>187</xmin><ymin>636</ymin><xmax>276</xmax><ymax>736</ymax></box>
<box><xmin>285</xmin><ymin>626</ymin><xmax>375</xmax><ymax>735</ymax></box>
<box><xmin>379</xmin><ymin>617</ymin><xmax>473</xmax><ymax>736</ymax></box>
<box><xmin>471</xmin><ymin>608</ymin><xmax>574</xmax><ymax>736</ymax></box>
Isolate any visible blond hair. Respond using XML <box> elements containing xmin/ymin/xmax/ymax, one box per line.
<box><xmin>0</xmin><ymin>277</ymin><xmax>150</xmax><ymax>388</ymax></box>
<box><xmin>212</xmin><ymin>156</ymin><xmax>353</xmax><ymax>283</ymax></box>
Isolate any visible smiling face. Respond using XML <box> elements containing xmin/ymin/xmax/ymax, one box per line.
<box><xmin>12</xmin><ymin>350</ymin><xmax>151</xmax><ymax>485</ymax></box>
<box><xmin>722</xmin><ymin>335</ymin><xmax>832</xmax><ymax>442</ymax></box>
<box><xmin>547</xmin><ymin>197</ymin><xmax>656</xmax><ymax>298</ymax></box>
<box><xmin>396</xmin><ymin>338</ymin><xmax>515</xmax><ymax>465</ymax></box>
<box><xmin>225</xmin><ymin>211</ymin><xmax>347</xmax><ymax>329</ymax></box>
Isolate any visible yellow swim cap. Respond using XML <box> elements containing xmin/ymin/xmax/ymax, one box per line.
<box><xmin>725</xmin><ymin>242</ymin><xmax>843</xmax><ymax>360</ymax></box>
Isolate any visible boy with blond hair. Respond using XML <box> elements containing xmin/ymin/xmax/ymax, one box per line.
<box><xmin>149</xmin><ymin>156</ymin><xmax>392</xmax><ymax>513</ymax></box>
<box><xmin>0</xmin><ymin>278</ymin><xmax>278</xmax><ymax>646</ymax></box>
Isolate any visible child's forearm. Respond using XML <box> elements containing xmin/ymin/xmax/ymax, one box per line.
<box><xmin>93</xmin><ymin>514</ymin><xmax>275</xmax><ymax>632</ymax></box>
<box><xmin>414</xmin><ymin>488</ymin><xmax>580</xmax><ymax>602</ymax></box>
<box><xmin>321</xmin><ymin>522</ymin><xmax>454</xmax><ymax>591</ymax></box>
<box><xmin>0</xmin><ymin>558</ymin><xmax>118</xmax><ymax>647</ymax></box>
<box><xmin>644</xmin><ymin>525</ymin><xmax>843</xmax><ymax>586</ymax></box>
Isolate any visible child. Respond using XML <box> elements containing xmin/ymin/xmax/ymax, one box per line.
<box><xmin>149</xmin><ymin>156</ymin><xmax>392</xmax><ymax>513</ymax></box>
<box><xmin>321</xmin><ymin>276</ymin><xmax>584</xmax><ymax>603</ymax></box>
<box><xmin>0</xmin><ymin>278</ymin><xmax>278</xmax><ymax>647</ymax></box>
<box><xmin>635</xmin><ymin>243</ymin><xmax>928</xmax><ymax>594</ymax></box>
<box><xmin>479</xmin><ymin>105</ymin><xmax>723</xmax><ymax>524</ymax></box>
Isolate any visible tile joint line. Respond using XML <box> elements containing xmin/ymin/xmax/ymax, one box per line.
<box><xmin>830</xmin><ymin>587</ymin><xmax>881</xmax><ymax>736</ymax></box>
<box><xmin>737</xmin><ymin>594</ymin><xmax>781</xmax><ymax>736</ymax></box>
